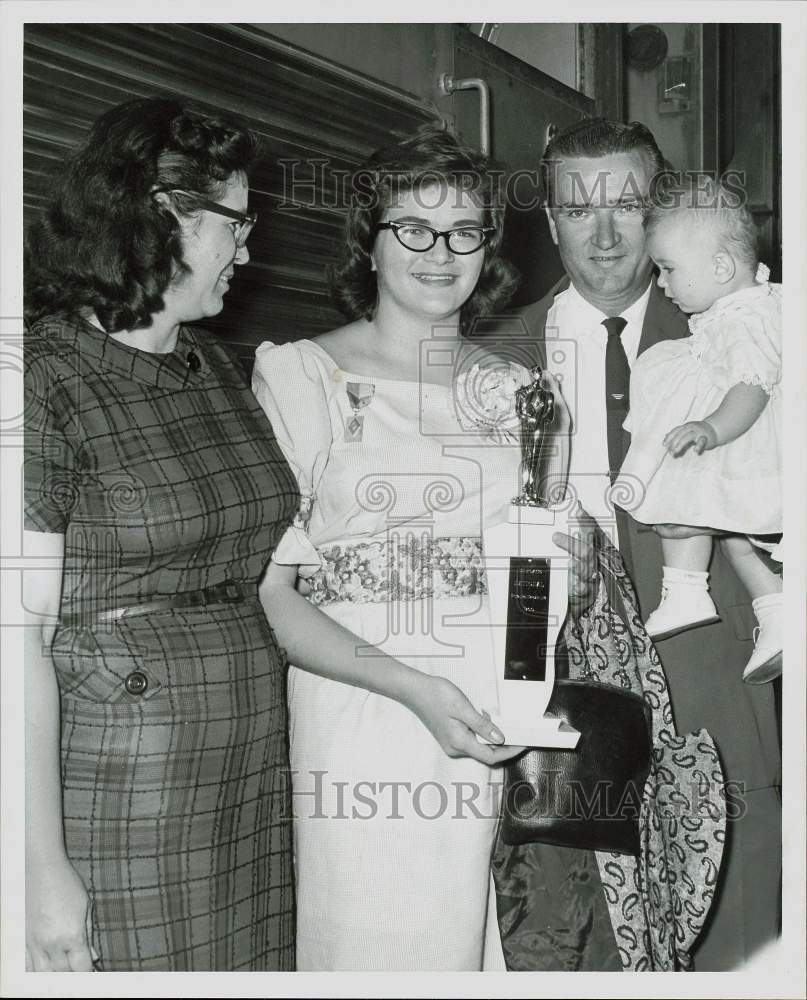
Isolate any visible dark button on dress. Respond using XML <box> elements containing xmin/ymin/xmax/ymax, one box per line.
<box><xmin>24</xmin><ymin>315</ymin><xmax>299</xmax><ymax>970</ymax></box>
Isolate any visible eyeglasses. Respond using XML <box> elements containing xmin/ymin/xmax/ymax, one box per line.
<box><xmin>153</xmin><ymin>187</ymin><xmax>257</xmax><ymax>247</ymax></box>
<box><xmin>374</xmin><ymin>221</ymin><xmax>495</xmax><ymax>255</ymax></box>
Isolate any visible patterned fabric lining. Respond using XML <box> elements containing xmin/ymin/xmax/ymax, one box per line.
<box><xmin>564</xmin><ymin>531</ymin><xmax>727</xmax><ymax>970</ymax></box>
<box><xmin>306</xmin><ymin>535</ymin><xmax>486</xmax><ymax>607</ymax></box>
<box><xmin>494</xmin><ymin>530</ymin><xmax>727</xmax><ymax>972</ymax></box>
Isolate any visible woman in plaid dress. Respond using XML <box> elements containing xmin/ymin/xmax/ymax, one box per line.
<box><xmin>24</xmin><ymin>98</ymin><xmax>298</xmax><ymax>970</ymax></box>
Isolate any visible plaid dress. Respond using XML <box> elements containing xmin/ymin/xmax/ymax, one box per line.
<box><xmin>24</xmin><ymin>315</ymin><xmax>299</xmax><ymax>971</ymax></box>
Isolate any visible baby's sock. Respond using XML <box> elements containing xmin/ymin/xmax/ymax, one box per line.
<box><xmin>752</xmin><ymin>593</ymin><xmax>782</xmax><ymax>617</ymax></box>
<box><xmin>663</xmin><ymin>566</ymin><xmax>710</xmax><ymax>587</ymax></box>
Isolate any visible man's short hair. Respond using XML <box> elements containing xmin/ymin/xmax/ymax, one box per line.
<box><xmin>540</xmin><ymin>118</ymin><xmax>666</xmax><ymax>206</ymax></box>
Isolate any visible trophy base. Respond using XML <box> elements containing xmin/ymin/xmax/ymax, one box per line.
<box><xmin>508</xmin><ymin>501</ymin><xmax>562</xmax><ymax>526</ymax></box>
<box><xmin>484</xmin><ymin>713</ymin><xmax>580</xmax><ymax>749</ymax></box>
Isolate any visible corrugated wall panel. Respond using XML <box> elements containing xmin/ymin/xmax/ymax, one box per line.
<box><xmin>23</xmin><ymin>23</ymin><xmax>438</xmax><ymax>357</ymax></box>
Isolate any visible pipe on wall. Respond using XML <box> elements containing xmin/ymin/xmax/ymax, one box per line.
<box><xmin>439</xmin><ymin>74</ymin><xmax>491</xmax><ymax>154</ymax></box>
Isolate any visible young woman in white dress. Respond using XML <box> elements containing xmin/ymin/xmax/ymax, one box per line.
<box><xmin>254</xmin><ymin>127</ymin><xmax>594</xmax><ymax>970</ymax></box>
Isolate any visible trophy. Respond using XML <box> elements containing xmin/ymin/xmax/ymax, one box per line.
<box><xmin>482</xmin><ymin>366</ymin><xmax>580</xmax><ymax>748</ymax></box>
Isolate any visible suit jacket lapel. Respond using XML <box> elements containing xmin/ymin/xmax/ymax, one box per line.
<box><xmin>516</xmin><ymin>275</ymin><xmax>571</xmax><ymax>366</ymax></box>
<box><xmin>638</xmin><ymin>281</ymin><xmax>690</xmax><ymax>356</ymax></box>
<box><xmin>524</xmin><ymin>278</ymin><xmax>688</xmax><ymax>350</ymax></box>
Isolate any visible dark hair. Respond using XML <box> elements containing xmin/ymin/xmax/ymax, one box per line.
<box><xmin>540</xmin><ymin>117</ymin><xmax>667</xmax><ymax>206</ymax></box>
<box><xmin>329</xmin><ymin>124</ymin><xmax>519</xmax><ymax>332</ymax></box>
<box><xmin>25</xmin><ymin>96</ymin><xmax>258</xmax><ymax>331</ymax></box>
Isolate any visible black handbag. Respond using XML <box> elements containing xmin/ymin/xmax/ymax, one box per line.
<box><xmin>499</xmin><ymin>679</ymin><xmax>653</xmax><ymax>856</ymax></box>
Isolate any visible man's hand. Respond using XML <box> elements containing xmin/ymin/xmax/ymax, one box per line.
<box><xmin>663</xmin><ymin>420</ymin><xmax>719</xmax><ymax>456</ymax></box>
<box><xmin>553</xmin><ymin>502</ymin><xmax>600</xmax><ymax>615</ymax></box>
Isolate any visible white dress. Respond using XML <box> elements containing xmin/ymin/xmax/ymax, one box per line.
<box><xmin>614</xmin><ymin>277</ymin><xmax>782</xmax><ymax>535</ymax></box>
<box><xmin>252</xmin><ymin>338</ymin><xmax>528</xmax><ymax>971</ymax></box>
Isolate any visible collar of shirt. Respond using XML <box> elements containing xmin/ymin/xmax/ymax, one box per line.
<box><xmin>559</xmin><ymin>280</ymin><xmax>653</xmax><ymax>367</ymax></box>
<box><xmin>68</xmin><ymin>316</ymin><xmax>214</xmax><ymax>389</ymax></box>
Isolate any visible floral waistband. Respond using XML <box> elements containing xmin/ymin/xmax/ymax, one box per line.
<box><xmin>307</xmin><ymin>535</ymin><xmax>486</xmax><ymax>607</ymax></box>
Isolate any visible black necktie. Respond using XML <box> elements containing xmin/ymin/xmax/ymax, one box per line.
<box><xmin>603</xmin><ymin>316</ymin><xmax>629</xmax><ymax>483</ymax></box>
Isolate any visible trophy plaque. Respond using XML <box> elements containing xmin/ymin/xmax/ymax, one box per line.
<box><xmin>482</xmin><ymin>366</ymin><xmax>580</xmax><ymax>748</ymax></box>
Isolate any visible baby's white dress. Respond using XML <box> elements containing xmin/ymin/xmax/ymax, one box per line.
<box><xmin>614</xmin><ymin>274</ymin><xmax>782</xmax><ymax>535</ymax></box>
<box><xmin>253</xmin><ymin>338</ymin><xmax>529</xmax><ymax>970</ymax></box>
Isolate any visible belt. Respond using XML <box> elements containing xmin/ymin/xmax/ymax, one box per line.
<box><xmin>60</xmin><ymin>580</ymin><xmax>251</xmax><ymax>627</ymax></box>
<box><xmin>307</xmin><ymin>535</ymin><xmax>486</xmax><ymax>608</ymax></box>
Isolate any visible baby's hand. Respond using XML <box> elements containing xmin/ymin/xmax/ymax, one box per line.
<box><xmin>663</xmin><ymin>420</ymin><xmax>719</xmax><ymax>457</ymax></box>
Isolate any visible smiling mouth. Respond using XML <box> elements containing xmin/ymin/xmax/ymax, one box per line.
<box><xmin>412</xmin><ymin>273</ymin><xmax>457</xmax><ymax>284</ymax></box>
<box><xmin>590</xmin><ymin>256</ymin><xmax>625</xmax><ymax>264</ymax></box>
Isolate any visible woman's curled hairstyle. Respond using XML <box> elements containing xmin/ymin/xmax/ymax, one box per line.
<box><xmin>25</xmin><ymin>96</ymin><xmax>257</xmax><ymax>332</ymax></box>
<box><xmin>329</xmin><ymin>124</ymin><xmax>519</xmax><ymax>332</ymax></box>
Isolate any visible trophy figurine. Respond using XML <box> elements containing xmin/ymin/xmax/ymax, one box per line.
<box><xmin>482</xmin><ymin>366</ymin><xmax>579</xmax><ymax>748</ymax></box>
<box><xmin>514</xmin><ymin>367</ymin><xmax>555</xmax><ymax>506</ymax></box>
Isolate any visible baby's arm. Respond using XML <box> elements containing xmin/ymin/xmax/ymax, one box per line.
<box><xmin>664</xmin><ymin>382</ymin><xmax>770</xmax><ymax>457</ymax></box>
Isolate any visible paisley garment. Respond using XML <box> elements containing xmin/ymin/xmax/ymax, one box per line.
<box><xmin>493</xmin><ymin>526</ymin><xmax>726</xmax><ymax>971</ymax></box>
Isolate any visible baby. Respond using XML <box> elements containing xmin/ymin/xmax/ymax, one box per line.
<box><xmin>614</xmin><ymin>180</ymin><xmax>782</xmax><ymax>683</ymax></box>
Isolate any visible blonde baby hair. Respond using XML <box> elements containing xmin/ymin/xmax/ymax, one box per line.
<box><xmin>646</xmin><ymin>176</ymin><xmax>759</xmax><ymax>267</ymax></box>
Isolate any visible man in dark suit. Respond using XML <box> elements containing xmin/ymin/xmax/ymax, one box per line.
<box><xmin>492</xmin><ymin>119</ymin><xmax>781</xmax><ymax>970</ymax></box>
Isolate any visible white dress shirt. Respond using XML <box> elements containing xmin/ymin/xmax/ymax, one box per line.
<box><xmin>545</xmin><ymin>280</ymin><xmax>652</xmax><ymax>543</ymax></box>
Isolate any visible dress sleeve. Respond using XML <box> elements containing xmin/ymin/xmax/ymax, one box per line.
<box><xmin>700</xmin><ymin>307</ymin><xmax>782</xmax><ymax>395</ymax></box>
<box><xmin>252</xmin><ymin>341</ymin><xmax>332</xmax><ymax>576</ymax></box>
<box><xmin>24</xmin><ymin>347</ymin><xmax>78</xmax><ymax>534</ymax></box>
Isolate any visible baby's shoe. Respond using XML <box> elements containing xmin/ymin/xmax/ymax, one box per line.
<box><xmin>644</xmin><ymin>567</ymin><xmax>720</xmax><ymax>641</ymax></box>
<box><xmin>743</xmin><ymin>593</ymin><xmax>783</xmax><ymax>684</ymax></box>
